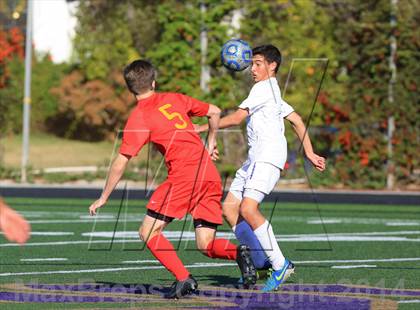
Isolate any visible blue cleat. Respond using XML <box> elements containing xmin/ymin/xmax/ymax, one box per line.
<box><xmin>261</xmin><ymin>259</ymin><xmax>292</xmax><ymax>292</ymax></box>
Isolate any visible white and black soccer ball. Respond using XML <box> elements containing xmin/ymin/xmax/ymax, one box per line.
<box><xmin>220</xmin><ymin>39</ymin><xmax>252</xmax><ymax>71</ymax></box>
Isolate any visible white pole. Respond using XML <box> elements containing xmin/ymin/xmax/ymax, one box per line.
<box><xmin>21</xmin><ymin>0</ymin><xmax>33</xmax><ymax>183</ymax></box>
<box><xmin>387</xmin><ymin>0</ymin><xmax>397</xmax><ymax>190</ymax></box>
<box><xmin>200</xmin><ymin>2</ymin><xmax>210</xmax><ymax>93</ymax></box>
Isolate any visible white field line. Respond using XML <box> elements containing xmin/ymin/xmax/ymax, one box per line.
<box><xmin>82</xmin><ymin>230</ymin><xmax>420</xmax><ymax>239</ymax></box>
<box><xmin>0</xmin><ymin>240</ymin><xmax>138</xmax><ymax>247</ymax></box>
<box><xmin>21</xmin><ymin>211</ymin><xmax>98</xmax><ymax>217</ymax></box>
<box><xmin>18</xmin><ymin>209</ymin><xmax>420</xmax><ymax>225</ymax></box>
<box><xmin>20</xmin><ymin>258</ymin><xmax>68</xmax><ymax>262</ymax></box>
<box><xmin>296</xmin><ymin>257</ymin><xmax>420</xmax><ymax>264</ymax></box>
<box><xmin>28</xmin><ymin>232</ymin><xmax>74</xmax><ymax>236</ymax></box>
<box><xmin>398</xmin><ymin>300</ymin><xmax>420</xmax><ymax>304</ymax></box>
<box><xmin>22</xmin><ymin>213</ymin><xmax>420</xmax><ymax>227</ymax></box>
<box><xmin>307</xmin><ymin>218</ymin><xmax>420</xmax><ymax>226</ymax></box>
<box><xmin>331</xmin><ymin>265</ymin><xmax>377</xmax><ymax>269</ymax></box>
<box><xmin>1</xmin><ymin>257</ymin><xmax>419</xmax><ymax>277</ymax></box>
<box><xmin>28</xmin><ymin>219</ymin><xmax>142</xmax><ymax>224</ymax></box>
<box><xmin>278</xmin><ymin>236</ymin><xmax>420</xmax><ymax>242</ymax></box>
<box><xmin>0</xmin><ymin>263</ymin><xmax>236</xmax><ymax>277</ymax></box>
<box><xmin>308</xmin><ymin>220</ymin><xmax>341</xmax><ymax>224</ymax></box>
<box><xmin>2</xmin><ymin>231</ymin><xmax>420</xmax><ymax>247</ymax></box>
<box><xmin>79</xmin><ymin>215</ymin><xmax>117</xmax><ymax>219</ymax></box>
<box><xmin>122</xmin><ymin>260</ymin><xmax>160</xmax><ymax>264</ymax></box>
<box><xmin>0</xmin><ymin>232</ymin><xmax>74</xmax><ymax>236</ymax></box>
<box><xmin>386</xmin><ymin>222</ymin><xmax>420</xmax><ymax>226</ymax></box>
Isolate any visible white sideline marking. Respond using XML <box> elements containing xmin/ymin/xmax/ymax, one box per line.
<box><xmin>79</xmin><ymin>215</ymin><xmax>116</xmax><ymax>219</ymax></box>
<box><xmin>0</xmin><ymin>240</ymin><xmax>138</xmax><ymax>247</ymax></box>
<box><xmin>331</xmin><ymin>265</ymin><xmax>377</xmax><ymax>269</ymax></box>
<box><xmin>81</xmin><ymin>230</ymin><xmax>420</xmax><ymax>240</ymax></box>
<box><xmin>306</xmin><ymin>218</ymin><xmax>420</xmax><ymax>226</ymax></box>
<box><xmin>0</xmin><ymin>263</ymin><xmax>236</xmax><ymax>277</ymax></box>
<box><xmin>82</xmin><ymin>231</ymin><xmax>235</xmax><ymax>239</ymax></box>
<box><xmin>22</xmin><ymin>211</ymin><xmax>94</xmax><ymax>217</ymax></box>
<box><xmin>24</xmin><ymin>215</ymin><xmax>420</xmax><ymax>226</ymax></box>
<box><xmin>285</xmin><ymin>231</ymin><xmax>420</xmax><ymax>237</ymax></box>
<box><xmin>386</xmin><ymin>222</ymin><xmax>420</xmax><ymax>226</ymax></box>
<box><xmin>122</xmin><ymin>260</ymin><xmax>159</xmax><ymax>264</ymax></box>
<box><xmin>280</xmin><ymin>236</ymin><xmax>420</xmax><ymax>242</ymax></box>
<box><xmin>1</xmin><ymin>257</ymin><xmax>419</xmax><ymax>277</ymax></box>
<box><xmin>20</xmin><ymin>258</ymin><xmax>68</xmax><ymax>262</ymax></box>
<box><xmin>0</xmin><ymin>232</ymin><xmax>74</xmax><ymax>236</ymax></box>
<box><xmin>29</xmin><ymin>232</ymin><xmax>74</xmax><ymax>236</ymax></box>
<box><xmin>2</xmin><ymin>231</ymin><xmax>420</xmax><ymax>247</ymax></box>
<box><xmin>308</xmin><ymin>220</ymin><xmax>342</xmax><ymax>224</ymax></box>
<box><xmin>296</xmin><ymin>257</ymin><xmax>420</xmax><ymax>264</ymax></box>
<box><xmin>28</xmin><ymin>219</ymin><xmax>142</xmax><ymax>224</ymax></box>
<box><xmin>398</xmin><ymin>300</ymin><xmax>420</xmax><ymax>304</ymax></box>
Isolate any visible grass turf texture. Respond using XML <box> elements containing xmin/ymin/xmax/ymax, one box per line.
<box><xmin>1</xmin><ymin>197</ymin><xmax>419</xmax><ymax>309</ymax></box>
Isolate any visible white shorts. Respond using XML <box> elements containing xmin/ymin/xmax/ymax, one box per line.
<box><xmin>229</xmin><ymin>161</ymin><xmax>280</xmax><ymax>203</ymax></box>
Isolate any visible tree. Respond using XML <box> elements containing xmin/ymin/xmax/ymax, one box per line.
<box><xmin>50</xmin><ymin>70</ymin><xmax>134</xmax><ymax>141</ymax></box>
<box><xmin>57</xmin><ymin>0</ymin><xmax>248</xmax><ymax>141</ymax></box>
<box><xmin>145</xmin><ymin>0</ymin><xmax>245</xmax><ymax>107</ymax></box>
<box><xmin>51</xmin><ymin>0</ymin><xmax>161</xmax><ymax>140</ymax></box>
<box><xmin>0</xmin><ymin>27</ymin><xmax>24</xmax><ymax>134</ymax></box>
<box><xmin>319</xmin><ymin>0</ymin><xmax>419</xmax><ymax>188</ymax></box>
<box><xmin>72</xmin><ymin>0</ymin><xmax>159</xmax><ymax>80</ymax></box>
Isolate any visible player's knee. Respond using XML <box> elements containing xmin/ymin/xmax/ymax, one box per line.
<box><xmin>196</xmin><ymin>239</ymin><xmax>212</xmax><ymax>256</ymax></box>
<box><xmin>139</xmin><ymin>226</ymin><xmax>159</xmax><ymax>242</ymax></box>
<box><xmin>240</xmin><ymin>206</ymin><xmax>254</xmax><ymax>221</ymax></box>
<box><xmin>198</xmin><ymin>247</ymin><xmax>209</xmax><ymax>256</ymax></box>
<box><xmin>138</xmin><ymin>227</ymin><xmax>147</xmax><ymax>241</ymax></box>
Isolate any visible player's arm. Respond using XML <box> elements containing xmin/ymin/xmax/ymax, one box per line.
<box><xmin>197</xmin><ymin>108</ymin><xmax>248</xmax><ymax>132</ymax></box>
<box><xmin>285</xmin><ymin>111</ymin><xmax>326</xmax><ymax>171</ymax></box>
<box><xmin>206</xmin><ymin>104</ymin><xmax>221</xmax><ymax>160</ymax></box>
<box><xmin>89</xmin><ymin>153</ymin><xmax>131</xmax><ymax>215</ymax></box>
<box><xmin>0</xmin><ymin>198</ymin><xmax>31</xmax><ymax>244</ymax></box>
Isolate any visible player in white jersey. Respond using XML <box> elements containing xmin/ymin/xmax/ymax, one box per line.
<box><xmin>197</xmin><ymin>44</ymin><xmax>326</xmax><ymax>291</ymax></box>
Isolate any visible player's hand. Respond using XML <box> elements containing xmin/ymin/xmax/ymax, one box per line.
<box><xmin>207</xmin><ymin>141</ymin><xmax>219</xmax><ymax>161</ymax></box>
<box><xmin>207</xmin><ymin>138</ymin><xmax>219</xmax><ymax>161</ymax></box>
<box><xmin>0</xmin><ymin>202</ymin><xmax>31</xmax><ymax>244</ymax></box>
<box><xmin>89</xmin><ymin>198</ymin><xmax>107</xmax><ymax>216</ymax></box>
<box><xmin>210</xmin><ymin>148</ymin><xmax>219</xmax><ymax>161</ymax></box>
<box><xmin>307</xmin><ymin>153</ymin><xmax>326</xmax><ymax>171</ymax></box>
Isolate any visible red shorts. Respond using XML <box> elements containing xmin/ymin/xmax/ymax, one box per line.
<box><xmin>146</xmin><ymin>180</ymin><xmax>223</xmax><ymax>225</ymax></box>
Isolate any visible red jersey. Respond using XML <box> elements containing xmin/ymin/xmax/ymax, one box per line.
<box><xmin>119</xmin><ymin>92</ymin><xmax>221</xmax><ymax>182</ymax></box>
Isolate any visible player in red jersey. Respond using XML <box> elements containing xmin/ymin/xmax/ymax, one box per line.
<box><xmin>89</xmin><ymin>60</ymin><xmax>256</xmax><ymax>299</ymax></box>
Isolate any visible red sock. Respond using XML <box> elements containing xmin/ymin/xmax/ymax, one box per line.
<box><xmin>146</xmin><ymin>234</ymin><xmax>190</xmax><ymax>281</ymax></box>
<box><xmin>206</xmin><ymin>238</ymin><xmax>237</xmax><ymax>260</ymax></box>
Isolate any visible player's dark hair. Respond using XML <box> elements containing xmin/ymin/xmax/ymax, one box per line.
<box><xmin>252</xmin><ymin>45</ymin><xmax>282</xmax><ymax>73</ymax></box>
<box><xmin>123</xmin><ymin>60</ymin><xmax>156</xmax><ymax>95</ymax></box>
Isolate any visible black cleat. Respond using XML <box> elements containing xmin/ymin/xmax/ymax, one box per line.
<box><xmin>236</xmin><ymin>245</ymin><xmax>257</xmax><ymax>288</ymax></box>
<box><xmin>164</xmin><ymin>275</ymin><xmax>198</xmax><ymax>299</ymax></box>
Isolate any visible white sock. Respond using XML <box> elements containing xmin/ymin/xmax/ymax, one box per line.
<box><xmin>253</xmin><ymin>220</ymin><xmax>285</xmax><ymax>270</ymax></box>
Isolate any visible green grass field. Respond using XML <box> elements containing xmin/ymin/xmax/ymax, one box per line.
<box><xmin>1</xmin><ymin>197</ymin><xmax>419</xmax><ymax>309</ymax></box>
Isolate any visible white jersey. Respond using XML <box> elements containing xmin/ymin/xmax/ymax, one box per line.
<box><xmin>238</xmin><ymin>77</ymin><xmax>294</xmax><ymax>169</ymax></box>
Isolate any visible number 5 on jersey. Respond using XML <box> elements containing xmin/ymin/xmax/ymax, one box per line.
<box><xmin>158</xmin><ymin>104</ymin><xmax>188</xmax><ymax>129</ymax></box>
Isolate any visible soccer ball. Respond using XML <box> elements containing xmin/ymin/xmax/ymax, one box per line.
<box><xmin>220</xmin><ymin>39</ymin><xmax>252</xmax><ymax>71</ymax></box>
